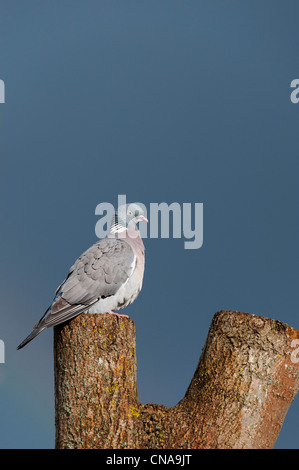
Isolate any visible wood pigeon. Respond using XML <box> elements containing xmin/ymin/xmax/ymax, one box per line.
<box><xmin>17</xmin><ymin>203</ymin><xmax>148</xmax><ymax>349</ymax></box>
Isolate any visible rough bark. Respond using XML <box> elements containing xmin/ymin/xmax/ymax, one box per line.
<box><xmin>54</xmin><ymin>310</ymin><xmax>299</xmax><ymax>449</ymax></box>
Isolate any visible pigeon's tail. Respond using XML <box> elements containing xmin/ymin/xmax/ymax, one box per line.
<box><xmin>17</xmin><ymin>326</ymin><xmax>46</xmax><ymax>350</ymax></box>
<box><xmin>17</xmin><ymin>305</ymin><xmax>51</xmax><ymax>350</ymax></box>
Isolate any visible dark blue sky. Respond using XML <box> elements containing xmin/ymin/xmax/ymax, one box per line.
<box><xmin>0</xmin><ymin>1</ymin><xmax>298</xmax><ymax>448</ymax></box>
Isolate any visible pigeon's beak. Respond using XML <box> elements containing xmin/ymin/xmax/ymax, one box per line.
<box><xmin>138</xmin><ymin>215</ymin><xmax>148</xmax><ymax>223</ymax></box>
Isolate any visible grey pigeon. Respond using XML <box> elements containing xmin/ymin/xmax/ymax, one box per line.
<box><xmin>17</xmin><ymin>203</ymin><xmax>148</xmax><ymax>350</ymax></box>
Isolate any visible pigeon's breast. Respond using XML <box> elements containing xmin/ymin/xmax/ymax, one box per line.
<box><xmin>86</xmin><ymin>239</ymin><xmax>145</xmax><ymax>314</ymax></box>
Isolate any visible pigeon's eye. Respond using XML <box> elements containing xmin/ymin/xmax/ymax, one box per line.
<box><xmin>128</xmin><ymin>210</ymin><xmax>133</xmax><ymax>216</ymax></box>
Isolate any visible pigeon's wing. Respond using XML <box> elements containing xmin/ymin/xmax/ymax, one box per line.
<box><xmin>39</xmin><ymin>237</ymin><xmax>136</xmax><ymax>329</ymax></box>
<box><xmin>17</xmin><ymin>237</ymin><xmax>136</xmax><ymax>349</ymax></box>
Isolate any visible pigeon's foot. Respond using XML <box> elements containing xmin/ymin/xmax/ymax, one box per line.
<box><xmin>108</xmin><ymin>311</ymin><xmax>129</xmax><ymax>319</ymax></box>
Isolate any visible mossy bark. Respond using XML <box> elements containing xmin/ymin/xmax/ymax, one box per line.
<box><xmin>54</xmin><ymin>310</ymin><xmax>299</xmax><ymax>449</ymax></box>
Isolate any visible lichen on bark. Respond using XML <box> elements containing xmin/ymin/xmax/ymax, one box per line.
<box><xmin>54</xmin><ymin>310</ymin><xmax>299</xmax><ymax>449</ymax></box>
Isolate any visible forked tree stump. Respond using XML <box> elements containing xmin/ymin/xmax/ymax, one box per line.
<box><xmin>54</xmin><ymin>310</ymin><xmax>299</xmax><ymax>449</ymax></box>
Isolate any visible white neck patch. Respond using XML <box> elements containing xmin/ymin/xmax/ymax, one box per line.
<box><xmin>110</xmin><ymin>223</ymin><xmax>127</xmax><ymax>234</ymax></box>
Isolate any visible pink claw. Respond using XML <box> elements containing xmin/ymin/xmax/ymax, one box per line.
<box><xmin>108</xmin><ymin>311</ymin><xmax>129</xmax><ymax>319</ymax></box>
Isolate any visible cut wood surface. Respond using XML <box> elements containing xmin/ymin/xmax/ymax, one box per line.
<box><xmin>54</xmin><ymin>310</ymin><xmax>299</xmax><ymax>449</ymax></box>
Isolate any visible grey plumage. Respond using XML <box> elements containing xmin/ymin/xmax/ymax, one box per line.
<box><xmin>17</xmin><ymin>203</ymin><xmax>147</xmax><ymax>350</ymax></box>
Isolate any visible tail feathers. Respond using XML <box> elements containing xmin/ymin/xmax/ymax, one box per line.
<box><xmin>17</xmin><ymin>326</ymin><xmax>46</xmax><ymax>350</ymax></box>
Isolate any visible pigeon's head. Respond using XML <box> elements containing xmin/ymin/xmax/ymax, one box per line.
<box><xmin>110</xmin><ymin>203</ymin><xmax>148</xmax><ymax>233</ymax></box>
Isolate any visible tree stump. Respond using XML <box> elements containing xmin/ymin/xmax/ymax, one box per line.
<box><xmin>54</xmin><ymin>310</ymin><xmax>299</xmax><ymax>449</ymax></box>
